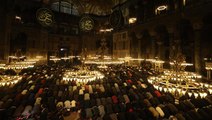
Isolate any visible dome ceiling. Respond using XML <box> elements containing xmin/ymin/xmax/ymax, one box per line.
<box><xmin>48</xmin><ymin>0</ymin><xmax>128</xmax><ymax>16</ymax></box>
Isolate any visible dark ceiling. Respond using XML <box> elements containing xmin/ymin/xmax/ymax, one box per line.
<box><xmin>40</xmin><ymin>0</ymin><xmax>128</xmax><ymax>16</ymax></box>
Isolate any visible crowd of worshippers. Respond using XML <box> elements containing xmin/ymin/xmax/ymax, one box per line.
<box><xmin>0</xmin><ymin>63</ymin><xmax>212</xmax><ymax>120</ymax></box>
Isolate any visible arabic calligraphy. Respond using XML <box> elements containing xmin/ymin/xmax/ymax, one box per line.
<box><xmin>36</xmin><ymin>8</ymin><xmax>54</xmax><ymax>27</ymax></box>
<box><xmin>79</xmin><ymin>16</ymin><xmax>94</xmax><ymax>31</ymax></box>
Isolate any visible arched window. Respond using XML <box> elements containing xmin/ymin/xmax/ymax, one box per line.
<box><xmin>51</xmin><ymin>1</ymin><xmax>79</xmax><ymax>15</ymax></box>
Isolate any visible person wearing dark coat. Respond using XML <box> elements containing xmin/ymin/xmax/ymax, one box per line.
<box><xmin>96</xmin><ymin>98</ymin><xmax>101</xmax><ymax>106</ymax></box>
<box><xmin>183</xmin><ymin>100</ymin><xmax>195</xmax><ymax>110</ymax></box>
<box><xmin>92</xmin><ymin>106</ymin><xmax>99</xmax><ymax>117</ymax></box>
<box><xmin>112</xmin><ymin>87</ymin><xmax>118</xmax><ymax>95</ymax></box>
<box><xmin>47</xmin><ymin>96</ymin><xmax>56</xmax><ymax>112</ymax></box>
<box><xmin>13</xmin><ymin>104</ymin><xmax>25</xmax><ymax>117</ymax></box>
<box><xmin>40</xmin><ymin>105</ymin><xmax>48</xmax><ymax>120</ymax></box>
<box><xmin>6</xmin><ymin>106</ymin><xmax>16</xmax><ymax>118</ymax></box>
<box><xmin>197</xmin><ymin>108</ymin><xmax>211</xmax><ymax>120</ymax></box>
<box><xmin>90</xmin><ymin>98</ymin><xmax>97</xmax><ymax>107</ymax></box>
<box><xmin>165</xmin><ymin>93</ymin><xmax>175</xmax><ymax>103</ymax></box>
<box><xmin>182</xmin><ymin>112</ymin><xmax>193</xmax><ymax>120</ymax></box>
<box><xmin>119</xmin><ymin>103</ymin><xmax>126</xmax><ymax>112</ymax></box>
<box><xmin>190</xmin><ymin>98</ymin><xmax>202</xmax><ymax>108</ymax></box>
<box><xmin>101</xmin><ymin>98</ymin><xmax>107</xmax><ymax>106</ymax></box>
<box><xmin>105</xmin><ymin>104</ymin><xmax>113</xmax><ymax>114</ymax></box>
<box><xmin>83</xmin><ymin>100</ymin><xmax>91</xmax><ymax>109</ymax></box>
<box><xmin>85</xmin><ymin>108</ymin><xmax>93</xmax><ymax>118</ymax></box>
<box><xmin>112</xmin><ymin>104</ymin><xmax>120</xmax><ymax>113</ymax></box>
<box><xmin>149</xmin><ymin>97</ymin><xmax>160</xmax><ymax>107</ymax></box>
<box><xmin>80</xmin><ymin>109</ymin><xmax>86</xmax><ymax>119</ymax></box>
<box><xmin>126</xmin><ymin>111</ymin><xmax>140</xmax><ymax>120</ymax></box>
<box><xmin>158</xmin><ymin>104</ymin><xmax>171</xmax><ymax>118</ymax></box>
<box><xmin>117</xmin><ymin>112</ymin><xmax>126</xmax><ymax>120</ymax></box>
<box><xmin>3</xmin><ymin>99</ymin><xmax>13</xmax><ymax>109</ymax></box>
<box><xmin>187</xmin><ymin>110</ymin><xmax>203</xmax><ymax>120</ymax></box>
<box><xmin>204</xmin><ymin>97</ymin><xmax>212</xmax><ymax>105</ymax></box>
<box><xmin>143</xmin><ymin>99</ymin><xmax>151</xmax><ymax>107</ymax></box>
<box><xmin>202</xmin><ymin>107</ymin><xmax>212</xmax><ymax>118</ymax></box>
<box><xmin>103</xmin><ymin>114</ymin><xmax>111</xmax><ymax>120</ymax></box>
<box><xmin>167</xmin><ymin>103</ymin><xmax>178</xmax><ymax>115</ymax></box>
<box><xmin>106</xmin><ymin>97</ymin><xmax>113</xmax><ymax>104</ymax></box>
<box><xmin>118</xmin><ymin>94</ymin><xmax>125</xmax><ymax>103</ymax></box>
<box><xmin>175</xmin><ymin>113</ymin><xmax>186</xmax><ymax>120</ymax></box>
<box><xmin>176</xmin><ymin>102</ymin><xmax>189</xmax><ymax>111</ymax></box>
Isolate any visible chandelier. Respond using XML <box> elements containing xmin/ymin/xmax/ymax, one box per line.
<box><xmin>84</xmin><ymin>59</ymin><xmax>124</xmax><ymax>65</ymax></box>
<box><xmin>84</xmin><ymin>37</ymin><xmax>124</xmax><ymax>66</ymax></box>
<box><xmin>0</xmin><ymin>61</ymin><xmax>34</xmax><ymax>70</ymax></box>
<box><xmin>148</xmin><ymin>70</ymin><xmax>212</xmax><ymax>98</ymax></box>
<box><xmin>49</xmin><ymin>56</ymin><xmax>73</xmax><ymax>63</ymax></box>
<box><xmin>0</xmin><ymin>75</ymin><xmax>22</xmax><ymax>87</ymax></box>
<box><xmin>148</xmin><ymin>54</ymin><xmax>212</xmax><ymax>99</ymax></box>
<box><xmin>97</xmin><ymin>64</ymin><xmax>109</xmax><ymax>69</ymax></box>
<box><xmin>63</xmin><ymin>69</ymin><xmax>104</xmax><ymax>83</ymax></box>
<box><xmin>1</xmin><ymin>64</ymin><xmax>34</xmax><ymax>70</ymax></box>
<box><xmin>63</xmin><ymin>47</ymin><xmax>105</xmax><ymax>83</ymax></box>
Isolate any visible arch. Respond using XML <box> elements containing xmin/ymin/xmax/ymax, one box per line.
<box><xmin>10</xmin><ymin>32</ymin><xmax>27</xmax><ymax>55</ymax></box>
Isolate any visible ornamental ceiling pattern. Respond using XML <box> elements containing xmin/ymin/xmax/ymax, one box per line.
<box><xmin>49</xmin><ymin>0</ymin><xmax>127</xmax><ymax>15</ymax></box>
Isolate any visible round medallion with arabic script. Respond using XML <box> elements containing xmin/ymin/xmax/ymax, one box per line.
<box><xmin>79</xmin><ymin>16</ymin><xmax>94</xmax><ymax>31</ymax></box>
<box><xmin>36</xmin><ymin>8</ymin><xmax>54</xmax><ymax>27</ymax></box>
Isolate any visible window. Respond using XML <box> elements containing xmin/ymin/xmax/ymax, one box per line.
<box><xmin>51</xmin><ymin>1</ymin><xmax>79</xmax><ymax>15</ymax></box>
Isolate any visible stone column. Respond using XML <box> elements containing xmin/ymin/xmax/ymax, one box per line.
<box><xmin>194</xmin><ymin>25</ymin><xmax>202</xmax><ymax>74</ymax></box>
<box><xmin>0</xmin><ymin>0</ymin><xmax>12</xmax><ymax>61</ymax></box>
<box><xmin>156</xmin><ymin>41</ymin><xmax>163</xmax><ymax>59</ymax></box>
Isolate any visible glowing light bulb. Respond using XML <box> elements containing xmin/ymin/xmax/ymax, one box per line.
<box><xmin>194</xmin><ymin>93</ymin><xmax>198</xmax><ymax>98</ymax></box>
<box><xmin>164</xmin><ymin>88</ymin><xmax>167</xmax><ymax>92</ymax></box>
<box><xmin>188</xmin><ymin>92</ymin><xmax>192</xmax><ymax>97</ymax></box>
<box><xmin>182</xmin><ymin>90</ymin><xmax>186</xmax><ymax>95</ymax></box>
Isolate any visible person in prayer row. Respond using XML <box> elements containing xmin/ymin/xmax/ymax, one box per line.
<box><xmin>0</xmin><ymin>64</ymin><xmax>212</xmax><ymax>120</ymax></box>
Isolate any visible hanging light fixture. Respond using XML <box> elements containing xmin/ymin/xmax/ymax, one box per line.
<box><xmin>148</xmin><ymin>70</ymin><xmax>210</xmax><ymax>99</ymax></box>
<box><xmin>148</xmin><ymin>57</ymin><xmax>210</xmax><ymax>99</ymax></box>
<box><xmin>155</xmin><ymin>5</ymin><xmax>168</xmax><ymax>15</ymax></box>
<box><xmin>157</xmin><ymin>5</ymin><xmax>168</xmax><ymax>11</ymax></box>
<box><xmin>0</xmin><ymin>75</ymin><xmax>22</xmax><ymax>87</ymax></box>
<box><xmin>128</xmin><ymin>17</ymin><xmax>137</xmax><ymax>24</ymax></box>
<box><xmin>63</xmin><ymin>69</ymin><xmax>104</xmax><ymax>83</ymax></box>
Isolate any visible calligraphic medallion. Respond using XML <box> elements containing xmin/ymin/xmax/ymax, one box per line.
<box><xmin>36</xmin><ymin>8</ymin><xmax>54</xmax><ymax>27</ymax></box>
<box><xmin>79</xmin><ymin>16</ymin><xmax>94</xmax><ymax>31</ymax></box>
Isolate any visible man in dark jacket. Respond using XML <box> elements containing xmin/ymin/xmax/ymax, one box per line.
<box><xmin>40</xmin><ymin>105</ymin><xmax>48</xmax><ymax>120</ymax></box>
